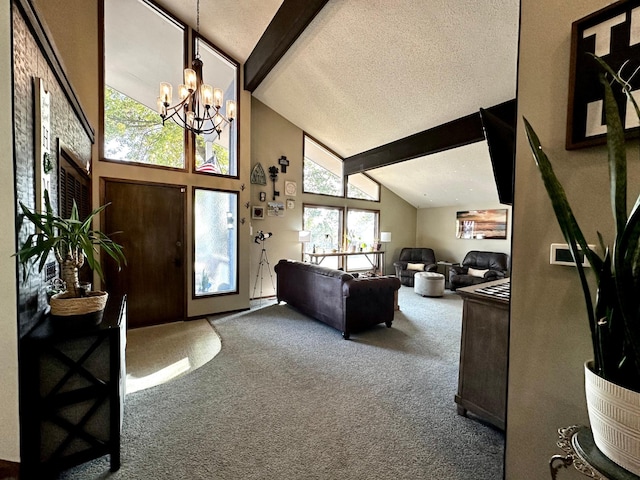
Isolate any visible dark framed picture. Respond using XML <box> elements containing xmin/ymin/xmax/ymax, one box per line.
<box><xmin>567</xmin><ymin>0</ymin><xmax>640</xmax><ymax>150</ymax></box>
<box><xmin>251</xmin><ymin>205</ymin><xmax>265</xmax><ymax>220</ymax></box>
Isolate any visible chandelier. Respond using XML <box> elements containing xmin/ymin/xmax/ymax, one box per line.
<box><xmin>157</xmin><ymin>0</ymin><xmax>236</xmax><ymax>137</ymax></box>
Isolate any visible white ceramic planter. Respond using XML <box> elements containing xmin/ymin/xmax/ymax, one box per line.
<box><xmin>584</xmin><ymin>361</ymin><xmax>640</xmax><ymax>476</ymax></box>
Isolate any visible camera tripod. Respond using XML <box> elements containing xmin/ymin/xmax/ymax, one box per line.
<box><xmin>252</xmin><ymin>238</ymin><xmax>275</xmax><ymax>302</ymax></box>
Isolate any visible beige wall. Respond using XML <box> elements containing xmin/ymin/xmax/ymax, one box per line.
<box><xmin>250</xmin><ymin>99</ymin><xmax>417</xmax><ymax>293</ymax></box>
<box><xmin>507</xmin><ymin>1</ymin><xmax>633</xmax><ymax>478</ymax></box>
<box><xmin>0</xmin><ymin>0</ymin><xmax>20</xmax><ymax>463</ymax></box>
<box><xmin>417</xmin><ymin>204</ymin><xmax>512</xmax><ymax>265</ymax></box>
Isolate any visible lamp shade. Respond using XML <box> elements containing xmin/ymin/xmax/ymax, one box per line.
<box><xmin>380</xmin><ymin>231</ymin><xmax>392</xmax><ymax>243</ymax></box>
<box><xmin>298</xmin><ymin>230</ymin><xmax>311</xmax><ymax>243</ymax></box>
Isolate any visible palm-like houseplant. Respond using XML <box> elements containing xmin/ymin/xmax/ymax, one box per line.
<box><xmin>16</xmin><ymin>189</ymin><xmax>126</xmax><ymax>301</ymax></box>
<box><xmin>525</xmin><ymin>55</ymin><xmax>640</xmax><ymax>473</ymax></box>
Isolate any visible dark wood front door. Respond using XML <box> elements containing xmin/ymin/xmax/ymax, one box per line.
<box><xmin>102</xmin><ymin>180</ymin><xmax>185</xmax><ymax>329</ymax></box>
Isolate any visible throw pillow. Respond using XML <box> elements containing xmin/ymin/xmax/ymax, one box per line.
<box><xmin>407</xmin><ymin>263</ymin><xmax>425</xmax><ymax>271</ymax></box>
<box><xmin>468</xmin><ymin>267</ymin><xmax>489</xmax><ymax>278</ymax></box>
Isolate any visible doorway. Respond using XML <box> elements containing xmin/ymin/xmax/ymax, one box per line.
<box><xmin>102</xmin><ymin>179</ymin><xmax>186</xmax><ymax>329</ymax></box>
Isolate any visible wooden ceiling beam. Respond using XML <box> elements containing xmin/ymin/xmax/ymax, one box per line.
<box><xmin>343</xmin><ymin>99</ymin><xmax>516</xmax><ymax>175</ymax></box>
<box><xmin>244</xmin><ymin>0</ymin><xmax>329</xmax><ymax>92</ymax></box>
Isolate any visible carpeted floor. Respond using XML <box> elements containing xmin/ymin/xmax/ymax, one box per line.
<box><xmin>58</xmin><ymin>286</ymin><xmax>504</xmax><ymax>479</ymax></box>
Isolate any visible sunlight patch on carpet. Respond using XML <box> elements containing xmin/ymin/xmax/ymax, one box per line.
<box><xmin>126</xmin><ymin>319</ymin><xmax>221</xmax><ymax>393</ymax></box>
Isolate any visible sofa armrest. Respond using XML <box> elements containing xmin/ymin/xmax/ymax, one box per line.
<box><xmin>393</xmin><ymin>261</ymin><xmax>407</xmax><ymax>277</ymax></box>
<box><xmin>425</xmin><ymin>263</ymin><xmax>438</xmax><ymax>272</ymax></box>
<box><xmin>484</xmin><ymin>269</ymin><xmax>506</xmax><ymax>280</ymax></box>
<box><xmin>343</xmin><ymin>276</ymin><xmax>401</xmax><ymax>297</ymax></box>
<box><xmin>450</xmin><ymin>265</ymin><xmax>467</xmax><ymax>275</ymax></box>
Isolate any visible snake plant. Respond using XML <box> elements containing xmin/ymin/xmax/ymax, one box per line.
<box><xmin>524</xmin><ymin>55</ymin><xmax>640</xmax><ymax>391</ymax></box>
<box><xmin>16</xmin><ymin>189</ymin><xmax>126</xmax><ymax>298</ymax></box>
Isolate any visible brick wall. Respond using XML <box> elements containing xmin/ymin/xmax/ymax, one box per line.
<box><xmin>12</xmin><ymin>3</ymin><xmax>92</xmax><ymax>332</ymax></box>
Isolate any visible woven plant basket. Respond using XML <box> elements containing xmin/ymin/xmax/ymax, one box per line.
<box><xmin>50</xmin><ymin>291</ymin><xmax>108</xmax><ymax>316</ymax></box>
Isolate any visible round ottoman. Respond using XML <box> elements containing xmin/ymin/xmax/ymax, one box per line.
<box><xmin>414</xmin><ymin>271</ymin><xmax>445</xmax><ymax>297</ymax></box>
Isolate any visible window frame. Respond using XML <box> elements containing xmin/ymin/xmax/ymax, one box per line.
<box><xmin>346</xmin><ymin>171</ymin><xmax>381</xmax><ymax>202</ymax></box>
<box><xmin>302</xmin><ymin>204</ymin><xmax>381</xmax><ymax>272</ymax></box>
<box><xmin>101</xmin><ymin>0</ymin><xmax>240</xmax><ymax>178</ymax></box>
<box><xmin>302</xmin><ymin>134</ymin><xmax>345</xmax><ymax>198</ymax></box>
<box><xmin>192</xmin><ymin>186</ymin><xmax>240</xmax><ymax>299</ymax></box>
<box><xmin>190</xmin><ymin>32</ymin><xmax>240</xmax><ymax>179</ymax></box>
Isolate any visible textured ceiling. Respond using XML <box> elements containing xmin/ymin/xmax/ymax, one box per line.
<box><xmin>146</xmin><ymin>0</ymin><xmax>520</xmax><ymax>208</ymax></box>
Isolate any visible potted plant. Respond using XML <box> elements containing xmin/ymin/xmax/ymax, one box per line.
<box><xmin>16</xmin><ymin>189</ymin><xmax>126</xmax><ymax>322</ymax></box>
<box><xmin>524</xmin><ymin>55</ymin><xmax>640</xmax><ymax>475</ymax></box>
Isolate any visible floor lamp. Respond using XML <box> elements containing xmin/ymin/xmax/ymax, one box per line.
<box><xmin>380</xmin><ymin>232</ymin><xmax>392</xmax><ymax>275</ymax></box>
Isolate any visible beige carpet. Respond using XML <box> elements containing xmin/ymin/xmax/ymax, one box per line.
<box><xmin>125</xmin><ymin>319</ymin><xmax>222</xmax><ymax>394</ymax></box>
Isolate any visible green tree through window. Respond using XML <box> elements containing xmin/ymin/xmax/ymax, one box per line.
<box><xmin>104</xmin><ymin>86</ymin><xmax>185</xmax><ymax>168</ymax></box>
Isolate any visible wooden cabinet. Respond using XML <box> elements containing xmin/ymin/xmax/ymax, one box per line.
<box><xmin>19</xmin><ymin>295</ymin><xmax>126</xmax><ymax>478</ymax></box>
<box><xmin>455</xmin><ymin>279</ymin><xmax>509</xmax><ymax>430</ymax></box>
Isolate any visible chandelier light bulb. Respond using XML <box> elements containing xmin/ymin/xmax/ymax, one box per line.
<box><xmin>178</xmin><ymin>84</ymin><xmax>189</xmax><ymax>101</ymax></box>
<box><xmin>201</xmin><ymin>84</ymin><xmax>214</xmax><ymax>108</ymax></box>
<box><xmin>159</xmin><ymin>82</ymin><xmax>172</xmax><ymax>105</ymax></box>
<box><xmin>226</xmin><ymin>100</ymin><xmax>236</xmax><ymax>121</ymax></box>
<box><xmin>184</xmin><ymin>68</ymin><xmax>197</xmax><ymax>91</ymax></box>
<box><xmin>213</xmin><ymin>88</ymin><xmax>223</xmax><ymax>109</ymax></box>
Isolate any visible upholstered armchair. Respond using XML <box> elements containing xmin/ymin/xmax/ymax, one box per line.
<box><xmin>393</xmin><ymin>247</ymin><xmax>437</xmax><ymax>287</ymax></box>
<box><xmin>449</xmin><ymin>250</ymin><xmax>509</xmax><ymax>291</ymax></box>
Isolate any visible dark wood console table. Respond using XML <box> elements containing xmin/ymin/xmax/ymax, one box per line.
<box><xmin>550</xmin><ymin>425</ymin><xmax>640</xmax><ymax>479</ymax></box>
<box><xmin>455</xmin><ymin>278</ymin><xmax>509</xmax><ymax>430</ymax></box>
<box><xmin>19</xmin><ymin>294</ymin><xmax>126</xmax><ymax>478</ymax></box>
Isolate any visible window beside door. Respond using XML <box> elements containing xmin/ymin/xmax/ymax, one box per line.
<box><xmin>194</xmin><ymin>188</ymin><xmax>238</xmax><ymax>297</ymax></box>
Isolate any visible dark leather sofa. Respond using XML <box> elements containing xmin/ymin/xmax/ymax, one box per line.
<box><xmin>449</xmin><ymin>250</ymin><xmax>509</xmax><ymax>291</ymax></box>
<box><xmin>274</xmin><ymin>259</ymin><xmax>401</xmax><ymax>339</ymax></box>
<box><xmin>393</xmin><ymin>247</ymin><xmax>438</xmax><ymax>287</ymax></box>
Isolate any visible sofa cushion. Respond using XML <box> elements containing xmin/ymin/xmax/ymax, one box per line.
<box><xmin>407</xmin><ymin>262</ymin><xmax>425</xmax><ymax>271</ymax></box>
<box><xmin>468</xmin><ymin>267</ymin><xmax>489</xmax><ymax>278</ymax></box>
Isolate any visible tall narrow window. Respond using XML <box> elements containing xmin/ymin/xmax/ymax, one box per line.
<box><xmin>194</xmin><ymin>188</ymin><xmax>238</xmax><ymax>296</ymax></box>
<box><xmin>104</xmin><ymin>0</ymin><xmax>185</xmax><ymax>168</ymax></box>
<box><xmin>303</xmin><ymin>135</ymin><xmax>343</xmax><ymax>196</ymax></box>
<box><xmin>345</xmin><ymin>208</ymin><xmax>379</xmax><ymax>271</ymax></box>
<box><xmin>194</xmin><ymin>37</ymin><xmax>238</xmax><ymax>177</ymax></box>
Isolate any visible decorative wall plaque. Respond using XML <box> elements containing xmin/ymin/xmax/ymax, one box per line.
<box><xmin>567</xmin><ymin>0</ymin><xmax>640</xmax><ymax>149</ymax></box>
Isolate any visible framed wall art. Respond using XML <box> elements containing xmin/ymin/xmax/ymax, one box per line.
<box><xmin>251</xmin><ymin>205</ymin><xmax>265</xmax><ymax>220</ymax></box>
<box><xmin>456</xmin><ymin>209</ymin><xmax>508</xmax><ymax>240</ymax></box>
<box><xmin>567</xmin><ymin>0</ymin><xmax>640</xmax><ymax>149</ymax></box>
<box><xmin>267</xmin><ymin>201</ymin><xmax>285</xmax><ymax>217</ymax></box>
<box><xmin>284</xmin><ymin>180</ymin><xmax>297</xmax><ymax>196</ymax></box>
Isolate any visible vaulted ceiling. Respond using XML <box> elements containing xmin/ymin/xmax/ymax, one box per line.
<box><xmin>152</xmin><ymin>0</ymin><xmax>520</xmax><ymax>208</ymax></box>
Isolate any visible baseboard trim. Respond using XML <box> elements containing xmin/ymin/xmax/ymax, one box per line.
<box><xmin>0</xmin><ymin>459</ymin><xmax>20</xmax><ymax>479</ymax></box>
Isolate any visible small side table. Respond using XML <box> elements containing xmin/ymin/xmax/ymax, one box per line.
<box><xmin>437</xmin><ymin>261</ymin><xmax>459</xmax><ymax>289</ymax></box>
<box><xmin>549</xmin><ymin>425</ymin><xmax>640</xmax><ymax>480</ymax></box>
